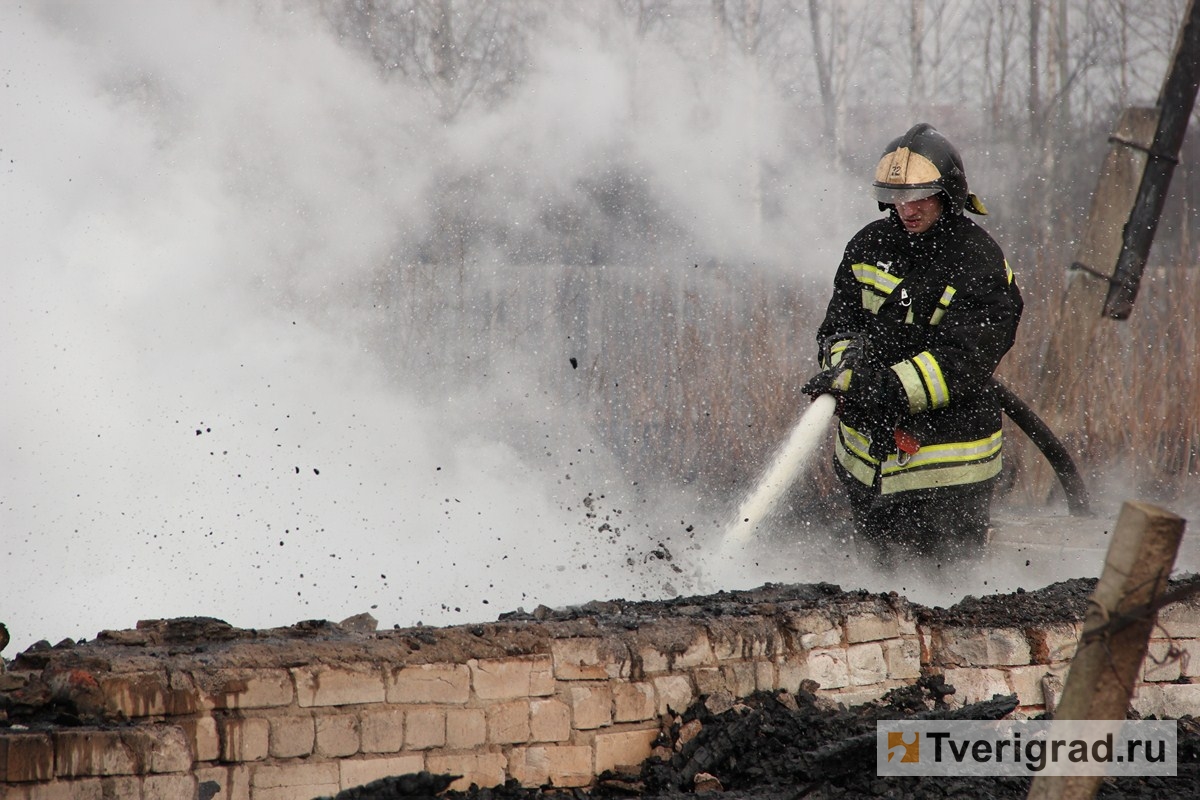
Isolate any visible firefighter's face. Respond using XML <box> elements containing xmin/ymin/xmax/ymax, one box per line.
<box><xmin>895</xmin><ymin>194</ymin><xmax>942</xmax><ymax>234</ymax></box>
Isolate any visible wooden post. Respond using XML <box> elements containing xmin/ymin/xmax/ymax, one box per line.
<box><xmin>1037</xmin><ymin>108</ymin><xmax>1157</xmax><ymax>435</ymax></box>
<box><xmin>1026</xmin><ymin>501</ymin><xmax>1186</xmax><ymax>800</ymax></box>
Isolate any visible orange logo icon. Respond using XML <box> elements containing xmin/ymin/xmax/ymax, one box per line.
<box><xmin>887</xmin><ymin>731</ymin><xmax>920</xmax><ymax>763</ymax></box>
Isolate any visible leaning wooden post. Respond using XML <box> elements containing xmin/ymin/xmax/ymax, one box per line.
<box><xmin>1027</xmin><ymin>501</ymin><xmax>1186</xmax><ymax>800</ymax></box>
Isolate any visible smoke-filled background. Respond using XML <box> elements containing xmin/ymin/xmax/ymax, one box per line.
<box><xmin>3</xmin><ymin>0</ymin><xmax>1198</xmax><ymax>653</ymax></box>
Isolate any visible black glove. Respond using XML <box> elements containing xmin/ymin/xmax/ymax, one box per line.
<box><xmin>800</xmin><ymin>366</ymin><xmax>850</xmax><ymax>400</ymax></box>
<box><xmin>845</xmin><ymin>367</ymin><xmax>905</xmax><ymax>418</ymax></box>
<box><xmin>842</xmin><ymin>367</ymin><xmax>908</xmax><ymax>459</ymax></box>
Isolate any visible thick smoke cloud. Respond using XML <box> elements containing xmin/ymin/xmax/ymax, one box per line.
<box><xmin>1</xmin><ymin>1</ymin><xmax>868</xmax><ymax>653</ymax></box>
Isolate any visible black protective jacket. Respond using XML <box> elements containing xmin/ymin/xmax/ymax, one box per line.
<box><xmin>815</xmin><ymin>209</ymin><xmax>1023</xmax><ymax>495</ymax></box>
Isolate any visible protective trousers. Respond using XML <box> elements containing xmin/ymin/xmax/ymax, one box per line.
<box><xmin>835</xmin><ymin>461</ymin><xmax>994</xmax><ymax>568</ymax></box>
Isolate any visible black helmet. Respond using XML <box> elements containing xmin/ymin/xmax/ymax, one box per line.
<box><xmin>873</xmin><ymin>123</ymin><xmax>987</xmax><ymax>215</ymax></box>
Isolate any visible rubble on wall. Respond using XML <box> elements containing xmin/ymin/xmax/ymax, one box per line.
<box><xmin>2</xmin><ymin>579</ymin><xmax>1200</xmax><ymax>799</ymax></box>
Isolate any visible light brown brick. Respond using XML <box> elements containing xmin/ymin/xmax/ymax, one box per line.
<box><xmin>800</xmin><ymin>629</ymin><xmax>842</xmax><ymax>649</ymax></box>
<box><xmin>777</xmin><ymin>660</ymin><xmax>806</xmax><ymax>694</ymax></box>
<box><xmin>183</xmin><ymin>715</ymin><xmax>220</xmax><ymax>762</ymax></box>
<box><xmin>568</xmin><ymin>684</ymin><xmax>612</xmax><ymax>730</ymax></box>
<box><xmin>511</xmin><ymin>744</ymin><xmax>593</xmax><ymax>787</ymax></box>
<box><xmin>530</xmin><ymin>698</ymin><xmax>571</xmax><ymax>742</ymax></box>
<box><xmin>316</xmin><ymin>712</ymin><xmax>361</xmax><ymax>757</ymax></box>
<box><xmin>936</xmin><ymin>627</ymin><xmax>1031</xmax><ymax>667</ymax></box>
<box><xmin>847</xmin><ymin>642</ymin><xmax>887</xmax><ymax>686</ymax></box>
<box><xmin>427</xmin><ymin>752</ymin><xmax>507</xmax><ymax>792</ymax></box>
<box><xmin>673</xmin><ymin>633</ymin><xmax>716</xmax><ymax>668</ymax></box>
<box><xmin>552</xmin><ymin>639</ymin><xmax>609</xmax><ymax>680</ymax></box>
<box><xmin>1178</xmin><ymin>640</ymin><xmax>1200</xmax><ymax>677</ymax></box>
<box><xmin>693</xmin><ymin>667</ymin><xmax>726</xmax><ymax>695</ymax></box>
<box><xmin>832</xmin><ymin>683</ymin><xmax>900</xmax><ymax>707</ymax></box>
<box><xmin>1005</xmin><ymin>665</ymin><xmax>1051</xmax><ymax>707</ymax></box>
<box><xmin>210</xmin><ymin>669</ymin><xmax>294</xmax><ymax>709</ymax></box>
<box><xmin>941</xmin><ymin>667</ymin><xmax>1010</xmax><ymax>707</ymax></box>
<box><xmin>754</xmin><ymin>661</ymin><xmax>777</xmax><ymax>691</ymax></box>
<box><xmin>1027</xmin><ymin>623</ymin><xmax>1080</xmax><ymax>664</ymax></box>
<box><xmin>99</xmin><ymin>671</ymin><xmax>169</xmax><ymax>719</ymax></box>
<box><xmin>721</xmin><ymin>663</ymin><xmax>756</xmax><ymax>697</ymax></box>
<box><xmin>1144</xmin><ymin>640</ymin><xmax>1184</xmax><ymax>682</ymax></box>
<box><xmin>387</xmin><ymin>664</ymin><xmax>470</xmax><ymax>705</ymax></box>
<box><xmin>613</xmin><ymin>682</ymin><xmax>656</xmax><ymax>723</ymax></box>
<box><xmin>54</xmin><ymin>730</ymin><xmax>136</xmax><ymax>777</ymax></box>
<box><xmin>637</xmin><ymin>645</ymin><xmax>670</xmax><ymax>674</ymax></box>
<box><xmin>446</xmin><ymin>707</ymin><xmax>487</xmax><ymax>749</ymax></box>
<box><xmin>134</xmin><ymin>726</ymin><xmax>192</xmax><ymax>773</ymax></box>
<box><xmin>487</xmin><ymin>699</ymin><xmax>532</xmax><ymax>744</ymax></box>
<box><xmin>1131</xmin><ymin>683</ymin><xmax>1164</xmax><ymax>718</ymax></box>
<box><xmin>784</xmin><ymin>611</ymin><xmax>837</xmax><ymax>636</ymax></box>
<box><xmin>220</xmin><ymin>717</ymin><xmax>270</xmax><ymax>763</ymax></box>
<box><xmin>652</xmin><ymin>674</ymin><xmax>694</xmax><ymax>716</ymax></box>
<box><xmin>405</xmin><ymin>707</ymin><xmax>446</xmax><ymax>750</ymax></box>
<box><xmin>340</xmin><ymin>754</ymin><xmax>425</xmax><ymax>792</ymax></box>
<box><xmin>144</xmin><ymin>773</ymin><xmax>196</xmax><ymax>800</ymax></box>
<box><xmin>195</xmin><ymin>766</ymin><xmax>239</xmax><ymax>800</ymax></box>
<box><xmin>269</xmin><ymin>713</ymin><xmax>315</xmax><ymax>758</ymax></box>
<box><xmin>360</xmin><ymin>707</ymin><xmax>404</xmax><ymax>753</ymax></box>
<box><xmin>471</xmin><ymin>658</ymin><xmax>540</xmax><ymax>700</ymax></box>
<box><xmin>845</xmin><ymin>612</ymin><xmax>899</xmax><ymax>643</ymax></box>
<box><xmin>1159</xmin><ymin>683</ymin><xmax>1200</xmax><ymax>718</ymax></box>
<box><xmin>594</xmin><ymin>728</ymin><xmax>658</xmax><ymax>773</ymax></box>
<box><xmin>805</xmin><ymin>648</ymin><xmax>849</xmax><ymax>690</ymax></box>
<box><xmin>251</xmin><ymin>761</ymin><xmax>340</xmax><ymax>798</ymax></box>
<box><xmin>1</xmin><ymin>733</ymin><xmax>54</xmax><ymax>782</ymax></box>
<box><xmin>1157</xmin><ymin>601</ymin><xmax>1200</xmax><ymax>639</ymax></box>
<box><xmin>294</xmin><ymin>666</ymin><xmax>385</xmax><ymax>708</ymax></box>
<box><xmin>100</xmin><ymin>776</ymin><xmax>142</xmax><ymax>797</ymax></box>
<box><xmin>884</xmin><ymin>638</ymin><xmax>922</xmax><ymax>680</ymax></box>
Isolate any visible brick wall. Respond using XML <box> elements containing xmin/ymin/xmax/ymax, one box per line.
<box><xmin>2</xmin><ymin>587</ymin><xmax>1199</xmax><ymax>799</ymax></box>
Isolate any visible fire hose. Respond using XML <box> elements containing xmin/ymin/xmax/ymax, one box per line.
<box><xmin>989</xmin><ymin>377</ymin><xmax>1091</xmax><ymax>517</ymax></box>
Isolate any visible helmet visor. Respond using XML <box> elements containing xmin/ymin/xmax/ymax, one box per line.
<box><xmin>873</xmin><ymin>183</ymin><xmax>941</xmax><ymax>206</ymax></box>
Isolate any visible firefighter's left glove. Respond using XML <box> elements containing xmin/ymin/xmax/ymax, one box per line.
<box><xmin>800</xmin><ymin>366</ymin><xmax>851</xmax><ymax>400</ymax></box>
<box><xmin>845</xmin><ymin>368</ymin><xmax>909</xmax><ymax>459</ymax></box>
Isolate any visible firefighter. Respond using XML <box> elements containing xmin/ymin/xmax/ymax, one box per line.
<box><xmin>802</xmin><ymin>123</ymin><xmax>1023</xmax><ymax>568</ymax></box>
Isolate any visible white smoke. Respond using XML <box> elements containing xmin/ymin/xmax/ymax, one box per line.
<box><xmin>0</xmin><ymin>1</ymin><xmax>739</xmax><ymax>651</ymax></box>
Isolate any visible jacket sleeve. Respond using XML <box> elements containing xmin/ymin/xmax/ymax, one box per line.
<box><xmin>890</xmin><ymin>238</ymin><xmax>1023</xmax><ymax>415</ymax></box>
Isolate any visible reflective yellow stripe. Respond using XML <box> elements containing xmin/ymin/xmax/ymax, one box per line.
<box><xmin>852</xmin><ymin>262</ymin><xmax>902</xmax><ymax>294</ymax></box>
<box><xmin>852</xmin><ymin>262</ymin><xmax>899</xmax><ymax>315</ymax></box>
<box><xmin>880</xmin><ymin>430</ymin><xmax>1002</xmax><ymax>475</ymax></box>
<box><xmin>913</xmin><ymin>351</ymin><xmax>949</xmax><ymax>409</ymax></box>
<box><xmin>836</xmin><ymin>425</ymin><xmax>1004</xmax><ymax>493</ymax></box>
<box><xmin>834</xmin><ymin>422</ymin><xmax>877</xmax><ymax>486</ymax></box>
<box><xmin>881</xmin><ymin>455</ymin><xmax>1003</xmax><ymax>493</ymax></box>
<box><xmin>930</xmin><ymin>285</ymin><xmax>956</xmax><ymax>325</ymax></box>
<box><xmin>891</xmin><ymin>361</ymin><xmax>926</xmax><ymax>413</ymax></box>
<box><xmin>862</xmin><ymin>291</ymin><xmax>885</xmax><ymax>314</ymax></box>
<box><xmin>1004</xmin><ymin>260</ymin><xmax>1014</xmax><ymax>285</ymax></box>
